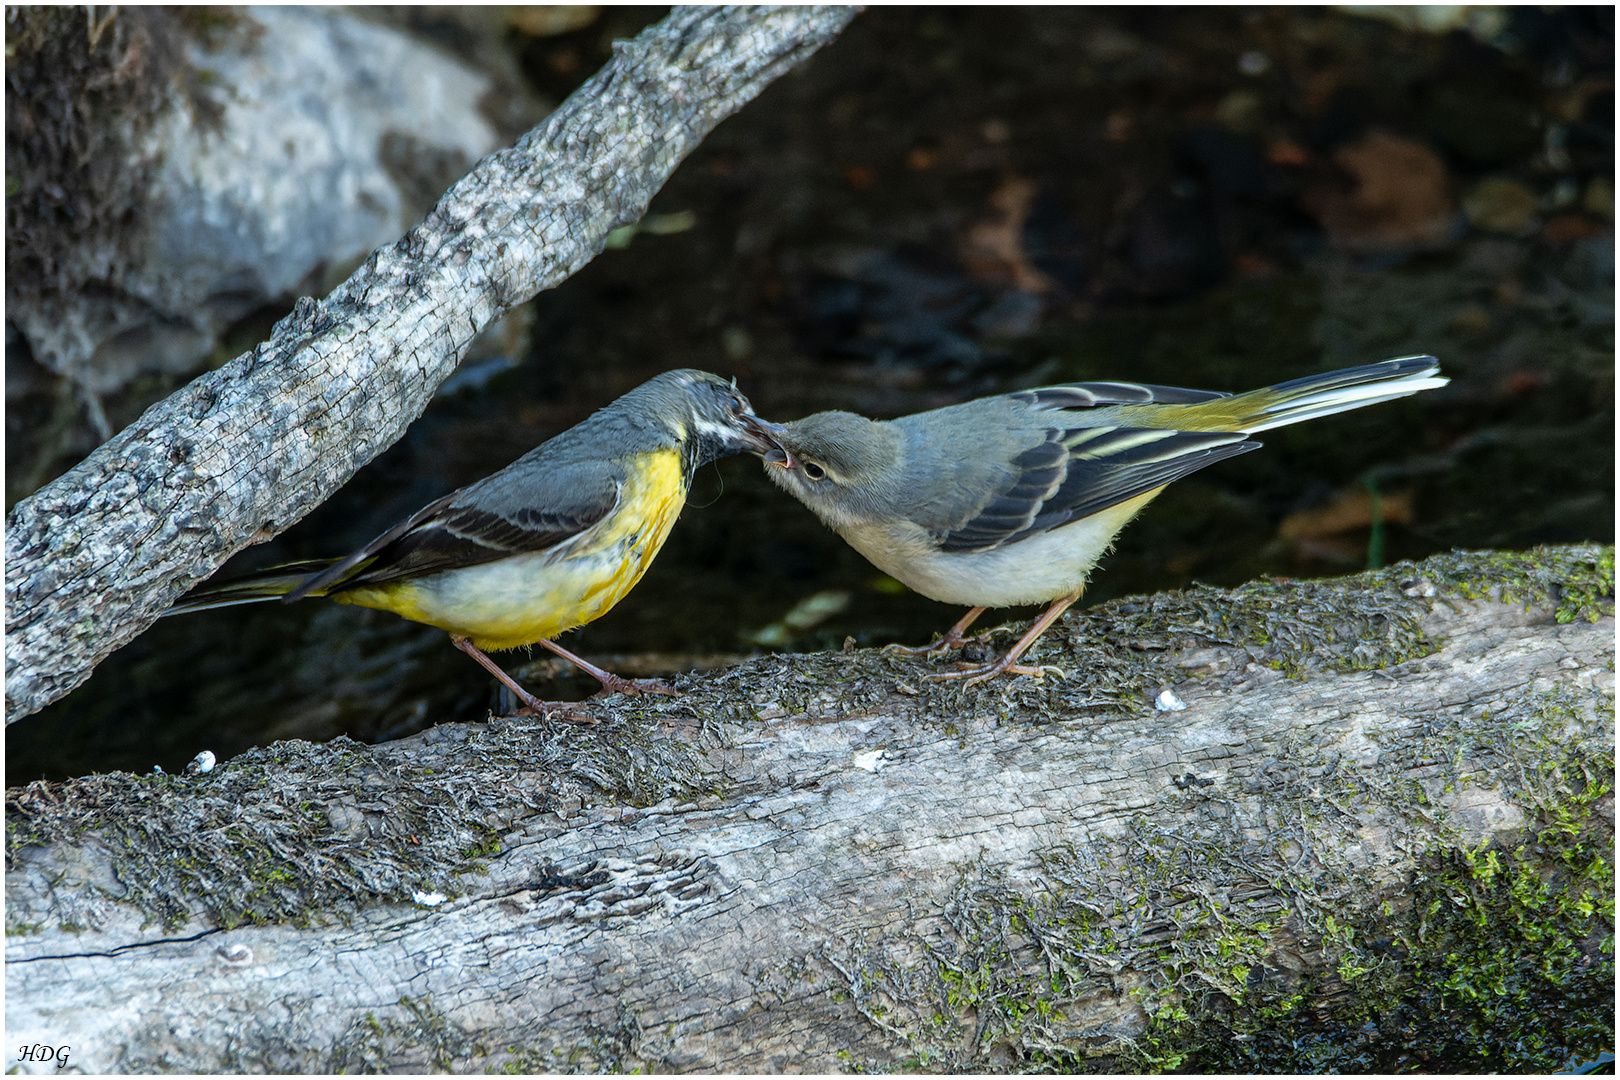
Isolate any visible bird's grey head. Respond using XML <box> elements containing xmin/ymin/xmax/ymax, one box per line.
<box><xmin>635</xmin><ymin>369</ymin><xmax>789</xmax><ymax>469</ymax></box>
<box><xmin>764</xmin><ymin>410</ymin><xmax>905</xmax><ymax>529</ymax></box>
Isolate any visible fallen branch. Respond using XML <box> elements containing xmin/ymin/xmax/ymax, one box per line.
<box><xmin>6</xmin><ymin>547</ymin><xmax>1612</xmax><ymax>1072</ymax></box>
<box><xmin>4</xmin><ymin>5</ymin><xmax>861</xmax><ymax>723</ymax></box>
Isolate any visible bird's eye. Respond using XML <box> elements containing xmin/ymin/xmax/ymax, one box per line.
<box><xmin>802</xmin><ymin>461</ymin><xmax>827</xmax><ymax>481</ymax></box>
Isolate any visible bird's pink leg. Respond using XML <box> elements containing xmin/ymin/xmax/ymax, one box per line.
<box><xmin>928</xmin><ymin>593</ymin><xmax>1079</xmax><ymax>687</ymax></box>
<box><xmin>450</xmin><ymin>635</ymin><xmax>596</xmax><ymax>722</ymax></box>
<box><xmin>536</xmin><ymin>638</ymin><xmax>679</xmax><ymax>698</ymax></box>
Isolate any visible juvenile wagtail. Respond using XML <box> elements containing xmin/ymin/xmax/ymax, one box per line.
<box><xmin>171</xmin><ymin>369</ymin><xmax>789</xmax><ymax>713</ymax></box>
<box><xmin>763</xmin><ymin>356</ymin><xmax>1448</xmax><ymax>685</ymax></box>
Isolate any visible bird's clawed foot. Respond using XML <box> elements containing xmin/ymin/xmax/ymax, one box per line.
<box><xmin>508</xmin><ymin>701</ymin><xmax>600</xmax><ymax>725</ymax></box>
<box><xmin>533</xmin><ymin>638</ymin><xmax>680</xmax><ymax>699</ymax></box>
<box><xmin>882</xmin><ymin>635</ymin><xmax>963</xmax><ymax>658</ymax></box>
<box><xmin>927</xmin><ymin>659</ymin><xmax>1063</xmax><ymax>688</ymax></box>
<box><xmin>590</xmin><ymin>675</ymin><xmax>679</xmax><ymax>699</ymax></box>
<box><xmin>488</xmin><ymin>678</ymin><xmax>599</xmax><ymax>725</ymax></box>
<box><xmin>882</xmin><ymin>607</ymin><xmax>988</xmax><ymax>658</ymax></box>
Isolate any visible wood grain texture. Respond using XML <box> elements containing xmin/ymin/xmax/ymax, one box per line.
<box><xmin>3</xmin><ymin>5</ymin><xmax>861</xmax><ymax>723</ymax></box>
<box><xmin>7</xmin><ymin>554</ymin><xmax>1611</xmax><ymax>1072</ymax></box>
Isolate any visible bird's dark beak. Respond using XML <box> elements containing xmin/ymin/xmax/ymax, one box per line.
<box><xmin>736</xmin><ymin>413</ymin><xmax>792</xmax><ymax>466</ymax></box>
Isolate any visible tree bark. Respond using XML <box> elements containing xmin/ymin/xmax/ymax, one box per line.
<box><xmin>6</xmin><ymin>548</ymin><xmax>1612</xmax><ymax>1073</ymax></box>
<box><xmin>3</xmin><ymin>5</ymin><xmax>861</xmax><ymax>723</ymax></box>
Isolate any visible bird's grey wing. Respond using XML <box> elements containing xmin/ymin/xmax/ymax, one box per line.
<box><xmin>938</xmin><ymin>422</ymin><xmax>1258</xmax><ymax>554</ymax></box>
<box><xmin>288</xmin><ymin>459</ymin><xmax>622</xmax><ymax>598</ymax></box>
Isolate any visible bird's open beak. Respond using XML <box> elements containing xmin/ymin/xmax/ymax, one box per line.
<box><xmin>737</xmin><ymin>414</ymin><xmax>793</xmax><ymax>466</ymax></box>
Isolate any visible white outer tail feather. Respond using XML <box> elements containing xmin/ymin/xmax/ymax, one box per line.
<box><xmin>1245</xmin><ymin>370</ymin><xmax>1449</xmax><ymax>435</ymax></box>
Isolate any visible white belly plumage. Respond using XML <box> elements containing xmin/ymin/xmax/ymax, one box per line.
<box><xmin>837</xmin><ymin>492</ymin><xmax>1159</xmax><ymax>608</ymax></box>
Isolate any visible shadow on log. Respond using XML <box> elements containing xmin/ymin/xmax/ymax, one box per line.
<box><xmin>5</xmin><ymin>546</ymin><xmax>1614</xmax><ymax>1072</ymax></box>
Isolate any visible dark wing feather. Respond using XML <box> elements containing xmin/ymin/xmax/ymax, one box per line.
<box><xmin>938</xmin><ymin>426</ymin><xmax>1259</xmax><ymax>554</ymax></box>
<box><xmin>935</xmin><ymin>440</ymin><xmax>1067</xmax><ymax>550</ymax></box>
<box><xmin>1011</xmin><ymin>381</ymin><xmax>1230</xmax><ymax>411</ymax></box>
<box><xmin>344</xmin><ymin>501</ymin><xmax>613</xmax><ymax>587</ymax></box>
<box><xmin>1022</xmin><ymin>432</ymin><xmax>1258</xmax><ymax>536</ymax></box>
<box><xmin>286</xmin><ymin>463</ymin><xmax>622</xmax><ymax>600</ymax></box>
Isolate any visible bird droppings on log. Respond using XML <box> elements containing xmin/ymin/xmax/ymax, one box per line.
<box><xmin>5</xmin><ymin>544</ymin><xmax>1613</xmax><ymax>1072</ymax></box>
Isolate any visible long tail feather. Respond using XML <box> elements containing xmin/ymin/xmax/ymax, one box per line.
<box><xmin>166</xmin><ymin>559</ymin><xmax>342</xmax><ymax>615</ymax></box>
<box><xmin>1234</xmin><ymin>356</ymin><xmax>1447</xmax><ymax>434</ymax></box>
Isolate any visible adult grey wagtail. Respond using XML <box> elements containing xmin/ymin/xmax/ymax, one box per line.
<box><xmin>171</xmin><ymin>369</ymin><xmax>789</xmax><ymax>714</ymax></box>
<box><xmin>762</xmin><ymin>356</ymin><xmax>1448</xmax><ymax>685</ymax></box>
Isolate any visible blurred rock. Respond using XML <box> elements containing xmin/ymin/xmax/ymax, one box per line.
<box><xmin>1213</xmin><ymin>89</ymin><xmax>1266</xmax><ymax>135</ymax></box>
<box><xmin>743</xmin><ymin>589</ymin><xmax>852</xmax><ymax>648</ymax></box>
<box><xmin>1541</xmin><ymin>215</ymin><xmax>1605</xmax><ymax>245</ymax></box>
<box><xmin>507</xmin><ymin>6</ymin><xmax>601</xmax><ymax>37</ymax></box>
<box><xmin>1021</xmin><ymin>196</ymin><xmax>1089</xmax><ymax>296</ymax></box>
<box><xmin>1302</xmin><ymin>131</ymin><xmax>1457</xmax><ymax>252</ymax></box>
<box><xmin>1279</xmin><ymin>486</ymin><xmax>1414</xmax><ymax>542</ymax></box>
<box><xmin>1338</xmin><ymin>5</ymin><xmax>1511</xmax><ymax>43</ymax></box>
<box><xmin>1448</xmin><ymin>304</ymin><xmax>1494</xmax><ymax>334</ymax></box>
<box><xmin>8</xmin><ymin>7</ymin><xmax>518</xmax><ymax>401</ymax></box>
<box><xmin>1583</xmin><ymin>177</ymin><xmax>1614</xmax><ymax>221</ymax></box>
<box><xmin>972</xmin><ymin>290</ymin><xmax>1044</xmax><ymax>339</ymax></box>
<box><xmin>1279</xmin><ymin>485</ymin><xmax>1416</xmax><ymax>567</ymax></box>
<box><xmin>1545</xmin><ymin>76</ymin><xmax>1611</xmax><ymax>125</ymax></box>
<box><xmin>1266</xmin><ymin>140</ymin><xmax>1310</xmax><ymax>167</ymax></box>
<box><xmin>1237</xmin><ymin>51</ymin><xmax>1270</xmax><ymax>77</ymax></box>
<box><xmin>1462</xmin><ymin>178</ymin><xmax>1541</xmax><ymax>235</ymax></box>
<box><xmin>959</xmin><ymin>175</ymin><xmax>1052</xmax><ymax>294</ymax></box>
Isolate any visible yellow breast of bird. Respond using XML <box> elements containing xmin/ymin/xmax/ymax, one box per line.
<box><xmin>339</xmin><ymin>448</ymin><xmax>688</xmax><ymax>651</ymax></box>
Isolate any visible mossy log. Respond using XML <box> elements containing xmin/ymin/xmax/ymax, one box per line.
<box><xmin>6</xmin><ymin>547</ymin><xmax>1613</xmax><ymax>1073</ymax></box>
<box><xmin>3</xmin><ymin>5</ymin><xmax>860</xmax><ymax>723</ymax></box>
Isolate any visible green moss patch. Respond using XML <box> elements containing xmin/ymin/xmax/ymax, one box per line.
<box><xmin>1141</xmin><ymin>749</ymin><xmax>1614</xmax><ymax>1073</ymax></box>
<box><xmin>817</xmin><ymin>647</ymin><xmax>1612</xmax><ymax>1073</ymax></box>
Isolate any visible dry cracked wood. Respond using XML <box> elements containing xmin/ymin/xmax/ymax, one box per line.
<box><xmin>6</xmin><ymin>566</ymin><xmax>1612</xmax><ymax>1073</ymax></box>
<box><xmin>3</xmin><ymin>5</ymin><xmax>861</xmax><ymax>723</ymax></box>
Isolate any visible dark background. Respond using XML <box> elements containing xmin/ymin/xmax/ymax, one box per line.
<box><xmin>7</xmin><ymin>6</ymin><xmax>1613</xmax><ymax>783</ymax></box>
